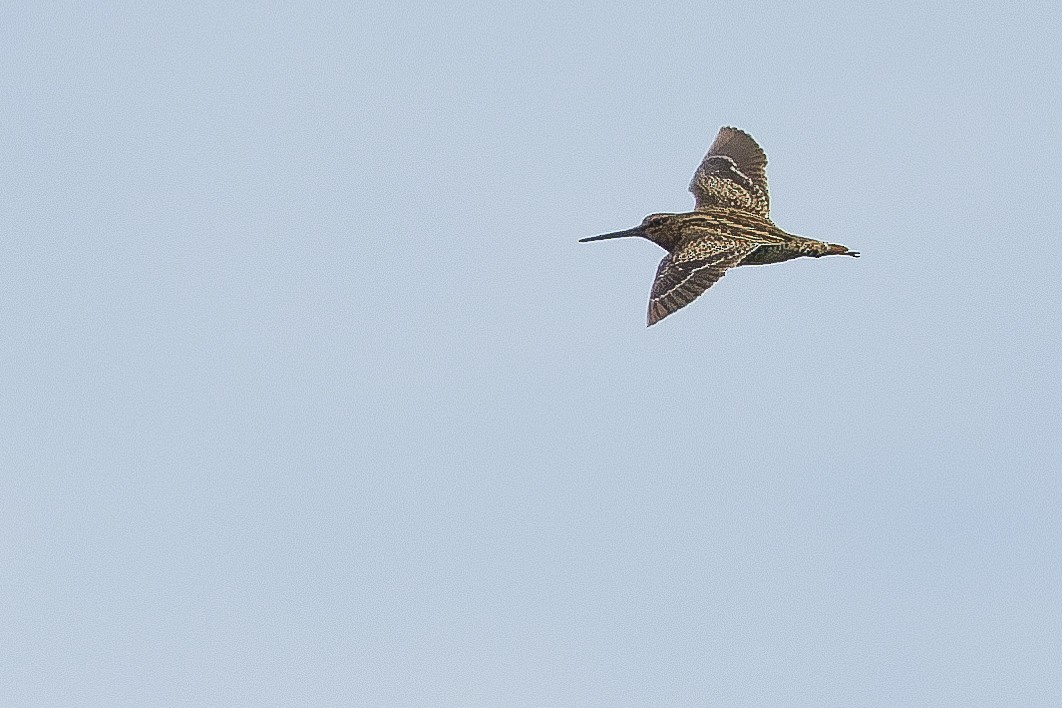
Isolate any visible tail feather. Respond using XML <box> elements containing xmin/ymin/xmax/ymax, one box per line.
<box><xmin>826</xmin><ymin>243</ymin><xmax>859</xmax><ymax>257</ymax></box>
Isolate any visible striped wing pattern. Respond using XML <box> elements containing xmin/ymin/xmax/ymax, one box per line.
<box><xmin>688</xmin><ymin>127</ymin><xmax>771</xmax><ymax>218</ymax></box>
<box><xmin>647</xmin><ymin>240</ymin><xmax>759</xmax><ymax>325</ymax></box>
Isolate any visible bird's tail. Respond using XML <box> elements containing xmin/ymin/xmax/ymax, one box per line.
<box><xmin>826</xmin><ymin>243</ymin><xmax>860</xmax><ymax>257</ymax></box>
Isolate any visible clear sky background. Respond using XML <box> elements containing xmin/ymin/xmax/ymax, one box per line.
<box><xmin>3</xmin><ymin>1</ymin><xmax>1061</xmax><ymax>705</ymax></box>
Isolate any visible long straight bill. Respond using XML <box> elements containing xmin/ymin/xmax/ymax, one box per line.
<box><xmin>578</xmin><ymin>227</ymin><xmax>646</xmax><ymax>243</ymax></box>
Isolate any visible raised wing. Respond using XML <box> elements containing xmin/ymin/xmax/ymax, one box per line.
<box><xmin>688</xmin><ymin>127</ymin><xmax>770</xmax><ymax>218</ymax></box>
<box><xmin>647</xmin><ymin>240</ymin><xmax>759</xmax><ymax>326</ymax></box>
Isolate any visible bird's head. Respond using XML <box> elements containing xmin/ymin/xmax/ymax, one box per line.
<box><xmin>579</xmin><ymin>212</ymin><xmax>681</xmax><ymax>250</ymax></box>
<box><xmin>640</xmin><ymin>212</ymin><xmax>677</xmax><ymax>233</ymax></box>
<box><xmin>638</xmin><ymin>213</ymin><xmax>683</xmax><ymax>249</ymax></box>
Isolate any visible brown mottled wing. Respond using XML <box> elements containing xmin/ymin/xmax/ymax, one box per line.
<box><xmin>688</xmin><ymin>127</ymin><xmax>770</xmax><ymax>218</ymax></box>
<box><xmin>647</xmin><ymin>240</ymin><xmax>759</xmax><ymax>326</ymax></box>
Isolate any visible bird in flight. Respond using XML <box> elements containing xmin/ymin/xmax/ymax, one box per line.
<box><xmin>581</xmin><ymin>127</ymin><xmax>858</xmax><ymax>326</ymax></box>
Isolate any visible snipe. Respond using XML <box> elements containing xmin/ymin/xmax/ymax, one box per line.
<box><xmin>581</xmin><ymin>127</ymin><xmax>858</xmax><ymax>325</ymax></box>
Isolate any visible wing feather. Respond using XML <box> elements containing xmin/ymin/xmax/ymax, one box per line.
<box><xmin>647</xmin><ymin>241</ymin><xmax>759</xmax><ymax>325</ymax></box>
<box><xmin>688</xmin><ymin>127</ymin><xmax>770</xmax><ymax>217</ymax></box>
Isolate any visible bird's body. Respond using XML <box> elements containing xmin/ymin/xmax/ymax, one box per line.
<box><xmin>581</xmin><ymin>127</ymin><xmax>858</xmax><ymax>325</ymax></box>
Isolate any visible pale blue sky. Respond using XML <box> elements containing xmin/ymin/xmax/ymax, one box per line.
<box><xmin>3</xmin><ymin>1</ymin><xmax>1061</xmax><ymax>705</ymax></box>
